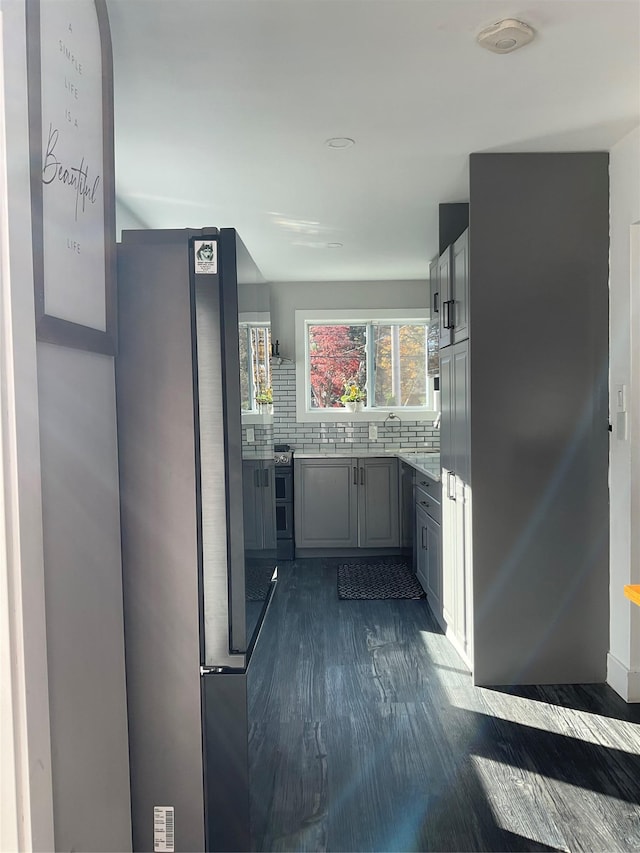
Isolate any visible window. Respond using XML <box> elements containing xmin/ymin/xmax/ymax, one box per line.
<box><xmin>296</xmin><ymin>310</ymin><xmax>433</xmax><ymax>419</ymax></box>
<box><xmin>238</xmin><ymin>323</ymin><xmax>271</xmax><ymax>412</ymax></box>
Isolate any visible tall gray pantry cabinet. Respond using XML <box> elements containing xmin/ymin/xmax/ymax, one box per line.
<box><xmin>440</xmin><ymin>152</ymin><xmax>610</xmax><ymax>687</ymax></box>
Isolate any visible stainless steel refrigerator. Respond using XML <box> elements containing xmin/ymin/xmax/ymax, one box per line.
<box><xmin>116</xmin><ymin>228</ymin><xmax>277</xmax><ymax>852</ymax></box>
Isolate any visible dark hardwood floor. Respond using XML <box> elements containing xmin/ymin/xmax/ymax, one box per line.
<box><xmin>247</xmin><ymin>558</ymin><xmax>640</xmax><ymax>852</ymax></box>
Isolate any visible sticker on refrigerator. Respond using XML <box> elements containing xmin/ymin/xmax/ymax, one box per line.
<box><xmin>154</xmin><ymin>806</ymin><xmax>175</xmax><ymax>852</ymax></box>
<box><xmin>194</xmin><ymin>240</ymin><xmax>217</xmax><ymax>274</ymax></box>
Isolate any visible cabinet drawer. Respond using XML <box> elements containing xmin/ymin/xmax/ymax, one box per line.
<box><xmin>415</xmin><ymin>484</ymin><xmax>441</xmax><ymax>524</ymax></box>
<box><xmin>415</xmin><ymin>474</ymin><xmax>441</xmax><ymax>503</ymax></box>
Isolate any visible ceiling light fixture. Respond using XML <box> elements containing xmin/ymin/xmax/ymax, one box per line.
<box><xmin>325</xmin><ymin>137</ymin><xmax>355</xmax><ymax>149</ymax></box>
<box><xmin>476</xmin><ymin>19</ymin><xmax>535</xmax><ymax>53</ymax></box>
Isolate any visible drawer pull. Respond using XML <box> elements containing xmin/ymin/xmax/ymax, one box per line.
<box><xmin>420</xmin><ymin>501</ymin><xmax>430</xmax><ymax>508</ymax></box>
<box><xmin>420</xmin><ymin>480</ymin><xmax>430</xmax><ymax>487</ymax></box>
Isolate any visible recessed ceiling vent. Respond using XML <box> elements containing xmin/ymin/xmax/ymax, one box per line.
<box><xmin>476</xmin><ymin>19</ymin><xmax>535</xmax><ymax>53</ymax></box>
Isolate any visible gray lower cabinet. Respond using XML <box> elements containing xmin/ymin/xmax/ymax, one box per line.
<box><xmin>242</xmin><ymin>460</ymin><xmax>276</xmax><ymax>552</ymax></box>
<box><xmin>414</xmin><ymin>478</ymin><xmax>442</xmax><ymax>618</ymax></box>
<box><xmin>294</xmin><ymin>456</ymin><xmax>399</xmax><ymax>550</ymax></box>
<box><xmin>400</xmin><ymin>461</ymin><xmax>415</xmax><ymax>549</ymax></box>
<box><xmin>358</xmin><ymin>457</ymin><xmax>400</xmax><ymax>548</ymax></box>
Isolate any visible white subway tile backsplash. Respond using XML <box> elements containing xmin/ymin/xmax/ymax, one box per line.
<box><xmin>271</xmin><ymin>362</ymin><xmax>440</xmax><ymax>454</ymax></box>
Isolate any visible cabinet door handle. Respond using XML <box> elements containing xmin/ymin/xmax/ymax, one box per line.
<box><xmin>444</xmin><ymin>300</ymin><xmax>455</xmax><ymax>330</ymax></box>
<box><xmin>263</xmin><ymin>468</ymin><xmax>269</xmax><ymax>487</ymax></box>
<box><xmin>447</xmin><ymin>471</ymin><xmax>456</xmax><ymax>501</ymax></box>
<box><xmin>433</xmin><ymin>291</ymin><xmax>439</xmax><ymax>314</ymax></box>
<box><xmin>360</xmin><ymin>467</ymin><xmax>365</xmax><ymax>485</ymax></box>
<box><xmin>422</xmin><ymin>526</ymin><xmax>427</xmax><ymax>550</ymax></box>
<box><xmin>254</xmin><ymin>469</ymin><xmax>260</xmax><ymax>487</ymax></box>
<box><xmin>353</xmin><ymin>466</ymin><xmax>358</xmax><ymax>485</ymax></box>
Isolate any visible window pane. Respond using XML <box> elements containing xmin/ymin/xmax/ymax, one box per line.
<box><xmin>239</xmin><ymin>325</ymin><xmax>271</xmax><ymax>411</ymax></box>
<box><xmin>250</xmin><ymin>327</ymin><xmax>271</xmax><ymax>403</ymax></box>
<box><xmin>308</xmin><ymin>324</ymin><xmax>366</xmax><ymax>408</ymax></box>
<box><xmin>372</xmin><ymin>324</ymin><xmax>428</xmax><ymax>407</ymax></box>
<box><xmin>238</xmin><ymin>327</ymin><xmax>250</xmax><ymax>410</ymax></box>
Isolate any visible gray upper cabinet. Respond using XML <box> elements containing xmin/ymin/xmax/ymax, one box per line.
<box><xmin>437</xmin><ymin>246</ymin><xmax>452</xmax><ymax>348</ymax></box>
<box><xmin>438</xmin><ymin>228</ymin><xmax>469</xmax><ymax>349</ymax></box>
<box><xmin>294</xmin><ymin>457</ymin><xmax>399</xmax><ymax>550</ymax></box>
<box><xmin>429</xmin><ymin>254</ymin><xmax>439</xmax><ymax>321</ymax></box>
<box><xmin>452</xmin><ymin>229</ymin><xmax>469</xmax><ymax>344</ymax></box>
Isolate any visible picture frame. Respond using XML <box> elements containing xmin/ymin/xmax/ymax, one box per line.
<box><xmin>26</xmin><ymin>0</ymin><xmax>117</xmax><ymax>355</ymax></box>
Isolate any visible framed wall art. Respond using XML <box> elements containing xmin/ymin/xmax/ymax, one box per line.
<box><xmin>27</xmin><ymin>0</ymin><xmax>116</xmax><ymax>355</ymax></box>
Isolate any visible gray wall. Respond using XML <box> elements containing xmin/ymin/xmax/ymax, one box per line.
<box><xmin>37</xmin><ymin>342</ymin><xmax>131</xmax><ymax>850</ymax></box>
<box><xmin>469</xmin><ymin>152</ymin><xmax>610</xmax><ymax>686</ymax></box>
<box><xmin>269</xmin><ymin>279</ymin><xmax>429</xmax><ymax>357</ymax></box>
<box><xmin>268</xmin><ymin>279</ymin><xmax>440</xmax><ymax>451</ymax></box>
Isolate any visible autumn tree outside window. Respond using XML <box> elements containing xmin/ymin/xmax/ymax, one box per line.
<box><xmin>239</xmin><ymin>323</ymin><xmax>271</xmax><ymax>413</ymax></box>
<box><xmin>303</xmin><ymin>316</ymin><xmax>432</xmax><ymax>413</ymax></box>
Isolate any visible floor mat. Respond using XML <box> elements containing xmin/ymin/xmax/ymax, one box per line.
<box><xmin>337</xmin><ymin>559</ymin><xmax>425</xmax><ymax>600</ymax></box>
<box><xmin>245</xmin><ymin>560</ymin><xmax>276</xmax><ymax>602</ymax></box>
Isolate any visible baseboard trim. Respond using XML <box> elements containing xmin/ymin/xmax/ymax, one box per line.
<box><xmin>607</xmin><ymin>653</ymin><xmax>640</xmax><ymax>702</ymax></box>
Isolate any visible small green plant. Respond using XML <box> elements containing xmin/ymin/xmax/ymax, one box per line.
<box><xmin>340</xmin><ymin>383</ymin><xmax>366</xmax><ymax>404</ymax></box>
<box><xmin>255</xmin><ymin>386</ymin><xmax>273</xmax><ymax>405</ymax></box>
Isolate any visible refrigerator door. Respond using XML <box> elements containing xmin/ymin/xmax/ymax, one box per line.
<box><xmin>191</xmin><ymin>230</ymin><xmax>276</xmax><ymax>668</ymax></box>
<box><xmin>191</xmin><ymin>237</ymin><xmax>246</xmax><ymax>668</ymax></box>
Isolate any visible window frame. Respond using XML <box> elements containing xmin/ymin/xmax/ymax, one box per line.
<box><xmin>295</xmin><ymin>308</ymin><xmax>436</xmax><ymax>422</ymax></box>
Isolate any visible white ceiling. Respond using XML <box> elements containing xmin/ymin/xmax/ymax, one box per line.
<box><xmin>107</xmin><ymin>0</ymin><xmax>640</xmax><ymax>283</ymax></box>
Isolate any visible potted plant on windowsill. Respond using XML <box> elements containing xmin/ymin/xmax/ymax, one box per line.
<box><xmin>340</xmin><ymin>383</ymin><xmax>366</xmax><ymax>413</ymax></box>
<box><xmin>255</xmin><ymin>386</ymin><xmax>273</xmax><ymax>414</ymax></box>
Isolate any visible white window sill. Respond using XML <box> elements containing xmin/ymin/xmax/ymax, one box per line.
<box><xmin>241</xmin><ymin>413</ymin><xmax>273</xmax><ymax>425</ymax></box>
<box><xmin>294</xmin><ymin>407</ymin><xmax>438</xmax><ymax>424</ymax></box>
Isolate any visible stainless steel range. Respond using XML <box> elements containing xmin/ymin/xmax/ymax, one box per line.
<box><xmin>274</xmin><ymin>445</ymin><xmax>294</xmax><ymax>559</ymax></box>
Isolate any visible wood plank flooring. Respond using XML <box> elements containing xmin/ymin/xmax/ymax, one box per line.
<box><xmin>247</xmin><ymin>557</ymin><xmax>640</xmax><ymax>852</ymax></box>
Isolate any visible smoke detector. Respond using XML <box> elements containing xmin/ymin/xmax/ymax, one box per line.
<box><xmin>476</xmin><ymin>19</ymin><xmax>535</xmax><ymax>53</ymax></box>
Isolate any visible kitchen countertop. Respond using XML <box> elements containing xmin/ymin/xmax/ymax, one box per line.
<box><xmin>396</xmin><ymin>451</ymin><xmax>441</xmax><ymax>481</ymax></box>
<box><xmin>293</xmin><ymin>449</ymin><xmax>441</xmax><ymax>481</ymax></box>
